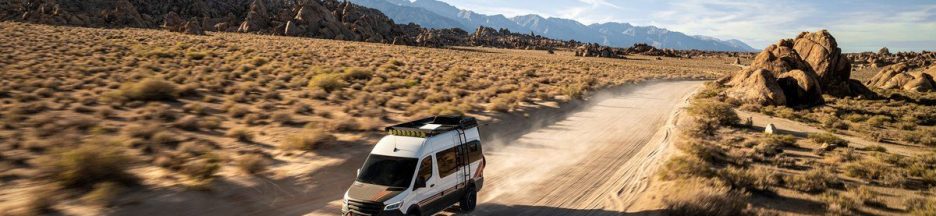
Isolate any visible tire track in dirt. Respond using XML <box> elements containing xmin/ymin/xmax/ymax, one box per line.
<box><xmin>460</xmin><ymin>81</ymin><xmax>702</xmax><ymax>216</ymax></box>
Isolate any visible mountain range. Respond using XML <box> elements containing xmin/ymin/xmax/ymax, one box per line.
<box><xmin>348</xmin><ymin>0</ymin><xmax>757</xmax><ymax>51</ymax></box>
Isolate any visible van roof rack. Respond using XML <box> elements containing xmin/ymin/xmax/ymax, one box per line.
<box><xmin>385</xmin><ymin>116</ymin><xmax>479</xmax><ymax>137</ymax></box>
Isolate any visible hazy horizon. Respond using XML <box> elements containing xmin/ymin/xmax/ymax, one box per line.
<box><xmin>436</xmin><ymin>0</ymin><xmax>936</xmax><ymax>53</ymax></box>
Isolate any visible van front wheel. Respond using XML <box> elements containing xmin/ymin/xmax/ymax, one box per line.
<box><xmin>459</xmin><ymin>187</ymin><xmax>477</xmax><ymax>212</ymax></box>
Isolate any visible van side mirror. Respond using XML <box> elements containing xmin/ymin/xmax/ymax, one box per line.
<box><xmin>413</xmin><ymin>177</ymin><xmax>427</xmax><ymax>190</ymax></box>
<box><xmin>356</xmin><ymin>169</ymin><xmax>361</xmax><ymax>177</ymax></box>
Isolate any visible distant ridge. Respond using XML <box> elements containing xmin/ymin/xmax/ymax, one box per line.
<box><xmin>349</xmin><ymin>0</ymin><xmax>757</xmax><ymax>51</ymax></box>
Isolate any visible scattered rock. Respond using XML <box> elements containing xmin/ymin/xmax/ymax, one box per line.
<box><xmin>765</xmin><ymin>123</ymin><xmax>777</xmax><ymax>134</ymax></box>
<box><xmin>183</xmin><ymin>18</ymin><xmax>205</xmax><ymax>35</ymax></box>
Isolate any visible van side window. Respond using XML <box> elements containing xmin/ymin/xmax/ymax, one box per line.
<box><xmin>436</xmin><ymin>147</ymin><xmax>458</xmax><ymax>178</ymax></box>
<box><xmin>417</xmin><ymin>156</ymin><xmax>433</xmax><ymax>181</ymax></box>
<box><xmin>467</xmin><ymin>140</ymin><xmax>483</xmax><ymax>163</ymax></box>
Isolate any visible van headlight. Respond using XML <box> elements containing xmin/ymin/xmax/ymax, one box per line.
<box><xmin>384</xmin><ymin>201</ymin><xmax>402</xmax><ymax>211</ymax></box>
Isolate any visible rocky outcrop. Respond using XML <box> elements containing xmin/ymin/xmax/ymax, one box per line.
<box><xmin>720</xmin><ymin>30</ymin><xmax>874</xmax><ymax>107</ymax></box>
<box><xmin>575</xmin><ymin>43</ymin><xmax>621</xmax><ymax>58</ymax></box>
<box><xmin>793</xmin><ymin>30</ymin><xmax>852</xmax><ymax>92</ymax></box>
<box><xmin>467</xmin><ymin>26</ymin><xmax>578</xmax><ymax>50</ymax></box>
<box><xmin>1</xmin><ymin>0</ymin><xmax>408</xmax><ymax>43</ymax></box>
<box><xmin>866</xmin><ymin>63</ymin><xmax>936</xmax><ymax>93</ymax></box>
<box><xmin>750</xmin><ymin>39</ymin><xmax>811</xmax><ymax>76</ymax></box>
<box><xmin>721</xmin><ymin>68</ymin><xmax>787</xmax><ymax>106</ymax></box>
<box><xmin>777</xmin><ymin>70</ymin><xmax>823</xmax><ymax>106</ymax></box>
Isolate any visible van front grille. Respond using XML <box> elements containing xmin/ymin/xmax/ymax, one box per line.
<box><xmin>347</xmin><ymin>199</ymin><xmax>383</xmax><ymax>215</ymax></box>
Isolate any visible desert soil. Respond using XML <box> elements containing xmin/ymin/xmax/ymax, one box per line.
<box><xmin>445</xmin><ymin>81</ymin><xmax>702</xmax><ymax>215</ymax></box>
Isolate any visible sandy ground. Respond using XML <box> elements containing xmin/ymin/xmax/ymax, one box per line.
<box><xmin>107</xmin><ymin>81</ymin><xmax>703</xmax><ymax>216</ymax></box>
<box><xmin>455</xmin><ymin>81</ymin><xmax>702</xmax><ymax>216</ymax></box>
<box><xmin>737</xmin><ymin>111</ymin><xmax>919</xmax><ymax>156</ymax></box>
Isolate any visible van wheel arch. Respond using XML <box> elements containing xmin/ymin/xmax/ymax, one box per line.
<box><xmin>405</xmin><ymin>206</ymin><xmax>421</xmax><ymax>216</ymax></box>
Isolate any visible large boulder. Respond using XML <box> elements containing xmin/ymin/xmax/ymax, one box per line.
<box><xmin>722</xmin><ymin>68</ymin><xmax>787</xmax><ymax>106</ymax></box>
<box><xmin>777</xmin><ymin>70</ymin><xmax>824</xmax><ymax>106</ymax></box>
<box><xmin>792</xmin><ymin>30</ymin><xmax>852</xmax><ymax>90</ymax></box>
<box><xmin>751</xmin><ymin>39</ymin><xmax>811</xmax><ymax>76</ymax></box>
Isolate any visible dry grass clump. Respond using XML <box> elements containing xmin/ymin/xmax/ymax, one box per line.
<box><xmin>117</xmin><ymin>78</ymin><xmax>179</xmax><ymax>101</ymax></box>
<box><xmin>236</xmin><ymin>154</ymin><xmax>266</xmax><ymax>175</ymax></box>
<box><xmin>38</xmin><ymin>138</ymin><xmax>136</xmax><ymax>188</ymax></box>
<box><xmin>658</xmin><ymin>155</ymin><xmax>714</xmax><ymax>180</ymax></box>
<box><xmin>180</xmin><ymin>155</ymin><xmax>221</xmax><ymax>180</ymax></box>
<box><xmin>662</xmin><ymin>178</ymin><xmax>749</xmax><ymax>216</ymax></box>
<box><xmin>226</xmin><ymin>128</ymin><xmax>253</xmax><ymax>142</ymax></box>
<box><xmin>785</xmin><ymin>168</ymin><xmax>840</xmax><ymax>193</ymax></box>
<box><xmin>280</xmin><ymin>129</ymin><xmax>336</xmax><ymax>151</ymax></box>
<box><xmin>808</xmin><ymin>133</ymin><xmax>848</xmax><ymax>147</ymax></box>
<box><xmin>686</xmin><ymin>99</ymin><xmax>739</xmax><ymax>137</ymax></box>
<box><xmin>308</xmin><ymin>73</ymin><xmax>347</xmax><ymax>93</ymax></box>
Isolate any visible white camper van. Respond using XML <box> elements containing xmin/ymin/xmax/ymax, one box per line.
<box><xmin>342</xmin><ymin>116</ymin><xmax>486</xmax><ymax>216</ymax></box>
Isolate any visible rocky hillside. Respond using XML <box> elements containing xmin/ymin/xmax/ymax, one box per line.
<box><xmin>1</xmin><ymin>0</ymin><xmax>413</xmax><ymax>43</ymax></box>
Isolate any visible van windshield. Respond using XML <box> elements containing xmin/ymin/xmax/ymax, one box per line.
<box><xmin>356</xmin><ymin>154</ymin><xmax>418</xmax><ymax>188</ymax></box>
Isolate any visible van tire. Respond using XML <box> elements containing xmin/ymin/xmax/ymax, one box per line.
<box><xmin>405</xmin><ymin>207</ymin><xmax>421</xmax><ymax>216</ymax></box>
<box><xmin>459</xmin><ymin>187</ymin><xmax>477</xmax><ymax>212</ymax></box>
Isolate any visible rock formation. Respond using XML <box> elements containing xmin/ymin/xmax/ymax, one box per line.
<box><xmin>723</xmin><ymin>68</ymin><xmax>787</xmax><ymax>106</ymax></box>
<box><xmin>468</xmin><ymin>26</ymin><xmax>577</xmax><ymax>50</ymax></box>
<box><xmin>792</xmin><ymin>30</ymin><xmax>856</xmax><ymax>96</ymax></box>
<box><xmin>720</xmin><ymin>30</ymin><xmax>873</xmax><ymax>107</ymax></box>
<box><xmin>1</xmin><ymin>0</ymin><xmax>408</xmax><ymax>43</ymax></box>
<box><xmin>866</xmin><ymin>63</ymin><xmax>936</xmax><ymax>93</ymax></box>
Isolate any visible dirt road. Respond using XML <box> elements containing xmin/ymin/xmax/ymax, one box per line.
<box><xmin>461</xmin><ymin>81</ymin><xmax>702</xmax><ymax>215</ymax></box>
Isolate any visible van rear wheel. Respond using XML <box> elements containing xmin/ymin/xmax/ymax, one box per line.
<box><xmin>459</xmin><ymin>187</ymin><xmax>477</xmax><ymax>212</ymax></box>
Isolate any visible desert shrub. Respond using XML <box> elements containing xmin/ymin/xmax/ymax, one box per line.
<box><xmin>343</xmin><ymin>67</ymin><xmax>373</xmax><ymax>80</ymax></box>
<box><xmin>821</xmin><ymin>191</ymin><xmax>858</xmax><ymax>215</ymax></box>
<box><xmin>180</xmin><ymin>155</ymin><xmax>221</xmax><ymax>180</ymax></box>
<box><xmin>308</xmin><ymin>73</ymin><xmax>347</xmax><ymax>92</ymax></box>
<box><xmin>842</xmin><ymin>159</ymin><xmax>892</xmax><ymax>182</ymax></box>
<box><xmin>280</xmin><ymin>129</ymin><xmax>336</xmax><ymax>151</ymax></box>
<box><xmin>658</xmin><ymin>155</ymin><xmax>714</xmax><ymax>180</ymax></box>
<box><xmin>863</xmin><ymin>144</ymin><xmax>887</xmax><ymax>152</ymax></box>
<box><xmin>120</xmin><ymin>78</ymin><xmax>178</xmax><ymax>101</ymax></box>
<box><xmin>688</xmin><ymin>99</ymin><xmax>739</xmax><ymax>126</ymax></box>
<box><xmin>907</xmin><ymin>198</ymin><xmax>936</xmax><ymax>216</ymax></box>
<box><xmin>236</xmin><ymin>154</ymin><xmax>266</xmax><ymax>175</ymax></box>
<box><xmin>227</xmin><ymin>105</ymin><xmax>250</xmax><ymax>118</ymax></box>
<box><xmin>662</xmin><ymin>178</ymin><xmax>748</xmax><ymax>216</ymax></box>
<box><xmin>786</xmin><ymin>168</ymin><xmax>838</xmax><ymax>193</ymax></box>
<box><xmin>852</xmin><ymin>185</ymin><xmax>882</xmax><ymax>207</ymax></box>
<box><xmin>754</xmin><ymin>138</ymin><xmax>784</xmax><ymax>157</ymax></box>
<box><xmin>686</xmin><ymin>99</ymin><xmax>739</xmax><ymax>137</ymax></box>
<box><xmin>808</xmin><ymin>133</ymin><xmax>848</xmax><ymax>147</ymax></box>
<box><xmin>39</xmin><ymin>138</ymin><xmax>135</xmax><ymax>188</ymax></box>
<box><xmin>676</xmin><ymin>140</ymin><xmax>726</xmax><ymax>164</ymax></box>
<box><xmin>226</xmin><ymin>128</ymin><xmax>253</xmax><ymax>142</ymax></box>
<box><xmin>271</xmin><ymin>112</ymin><xmax>293</xmax><ymax>124</ymax></box>
<box><xmin>866</xmin><ymin>115</ymin><xmax>890</xmax><ymax>128</ymax></box>
<box><xmin>328</xmin><ymin>117</ymin><xmax>361</xmax><ymax>132</ymax></box>
<box><xmin>718</xmin><ymin>166</ymin><xmax>778</xmax><ymax>192</ymax></box>
<box><xmin>174</xmin><ymin>115</ymin><xmax>201</xmax><ymax>131</ymax></box>
<box><xmin>81</xmin><ymin>182</ymin><xmax>122</xmax><ymax>206</ymax></box>
<box><xmin>151</xmin><ymin>131</ymin><xmax>180</xmax><ymax>146</ymax></box>
<box><xmin>429</xmin><ymin>103</ymin><xmax>464</xmax><ymax>116</ymax></box>
<box><xmin>486</xmin><ymin>97</ymin><xmax>512</xmax><ymax>112</ymax></box>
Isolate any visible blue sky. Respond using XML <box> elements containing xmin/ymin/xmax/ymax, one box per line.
<box><xmin>437</xmin><ymin>0</ymin><xmax>936</xmax><ymax>52</ymax></box>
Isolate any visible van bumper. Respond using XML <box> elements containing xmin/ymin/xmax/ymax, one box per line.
<box><xmin>341</xmin><ymin>210</ymin><xmax>404</xmax><ymax>216</ymax></box>
<box><xmin>475</xmin><ymin>177</ymin><xmax>484</xmax><ymax>191</ymax></box>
